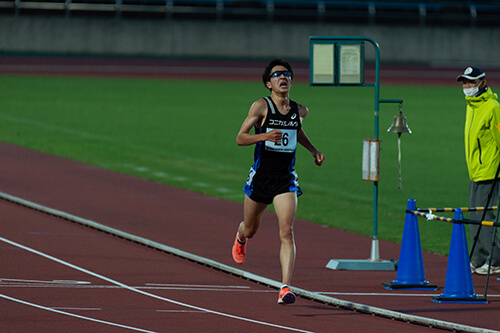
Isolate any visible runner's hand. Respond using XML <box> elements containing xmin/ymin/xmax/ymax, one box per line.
<box><xmin>314</xmin><ymin>151</ymin><xmax>325</xmax><ymax>166</ymax></box>
<box><xmin>266</xmin><ymin>129</ymin><xmax>283</xmax><ymax>143</ymax></box>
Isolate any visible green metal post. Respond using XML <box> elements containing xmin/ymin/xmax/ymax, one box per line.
<box><xmin>310</xmin><ymin>36</ymin><xmax>401</xmax><ymax>270</ymax></box>
<box><xmin>368</xmin><ymin>38</ymin><xmax>381</xmax><ymax>261</ymax></box>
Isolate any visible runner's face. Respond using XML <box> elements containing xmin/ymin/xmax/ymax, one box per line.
<box><xmin>268</xmin><ymin>65</ymin><xmax>292</xmax><ymax>92</ymax></box>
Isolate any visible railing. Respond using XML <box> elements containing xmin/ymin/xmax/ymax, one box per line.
<box><xmin>1</xmin><ymin>0</ymin><xmax>499</xmax><ymax>26</ymax></box>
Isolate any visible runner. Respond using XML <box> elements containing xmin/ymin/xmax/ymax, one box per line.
<box><xmin>232</xmin><ymin>58</ymin><xmax>325</xmax><ymax>304</ymax></box>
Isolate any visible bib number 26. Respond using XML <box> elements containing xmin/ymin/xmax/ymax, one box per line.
<box><xmin>265</xmin><ymin>128</ymin><xmax>297</xmax><ymax>153</ymax></box>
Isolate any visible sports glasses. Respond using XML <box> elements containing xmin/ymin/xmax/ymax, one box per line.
<box><xmin>270</xmin><ymin>71</ymin><xmax>292</xmax><ymax>78</ymax></box>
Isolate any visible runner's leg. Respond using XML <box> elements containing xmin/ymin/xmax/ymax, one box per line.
<box><xmin>238</xmin><ymin>194</ymin><xmax>267</xmax><ymax>241</ymax></box>
<box><xmin>273</xmin><ymin>191</ymin><xmax>297</xmax><ymax>286</ymax></box>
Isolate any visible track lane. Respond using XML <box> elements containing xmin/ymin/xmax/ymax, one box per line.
<box><xmin>0</xmin><ymin>142</ymin><xmax>499</xmax><ymax>332</ymax></box>
<box><xmin>0</xmin><ymin>201</ymin><xmax>324</xmax><ymax>333</ymax></box>
<box><xmin>0</xmin><ymin>185</ymin><xmax>443</xmax><ymax>333</ymax></box>
<box><xmin>3</xmin><ymin>195</ymin><xmax>444</xmax><ymax>333</ymax></box>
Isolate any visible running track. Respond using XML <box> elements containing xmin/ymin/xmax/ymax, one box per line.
<box><xmin>1</xmin><ymin>56</ymin><xmax>500</xmax><ymax>86</ymax></box>
<box><xmin>1</xmin><ymin>57</ymin><xmax>500</xmax><ymax>332</ymax></box>
<box><xmin>3</xmin><ymin>142</ymin><xmax>500</xmax><ymax>333</ymax></box>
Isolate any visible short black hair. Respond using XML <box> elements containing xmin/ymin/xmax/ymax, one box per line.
<box><xmin>262</xmin><ymin>59</ymin><xmax>294</xmax><ymax>87</ymax></box>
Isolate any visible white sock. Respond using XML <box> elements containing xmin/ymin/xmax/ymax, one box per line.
<box><xmin>237</xmin><ymin>234</ymin><xmax>246</xmax><ymax>244</ymax></box>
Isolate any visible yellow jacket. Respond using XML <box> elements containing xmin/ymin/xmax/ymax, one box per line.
<box><xmin>464</xmin><ymin>87</ymin><xmax>500</xmax><ymax>182</ymax></box>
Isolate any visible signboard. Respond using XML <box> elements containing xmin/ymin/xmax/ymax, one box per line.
<box><xmin>339</xmin><ymin>44</ymin><xmax>362</xmax><ymax>84</ymax></box>
<box><xmin>309</xmin><ymin>38</ymin><xmax>364</xmax><ymax>86</ymax></box>
<box><xmin>312</xmin><ymin>43</ymin><xmax>335</xmax><ymax>84</ymax></box>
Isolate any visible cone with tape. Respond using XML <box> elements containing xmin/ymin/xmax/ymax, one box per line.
<box><xmin>432</xmin><ymin>208</ymin><xmax>487</xmax><ymax>303</ymax></box>
<box><xmin>383</xmin><ymin>198</ymin><xmax>437</xmax><ymax>290</ymax></box>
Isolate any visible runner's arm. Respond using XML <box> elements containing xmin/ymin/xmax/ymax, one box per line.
<box><xmin>237</xmin><ymin>99</ymin><xmax>282</xmax><ymax>146</ymax></box>
<box><xmin>297</xmin><ymin>104</ymin><xmax>325</xmax><ymax>166</ymax></box>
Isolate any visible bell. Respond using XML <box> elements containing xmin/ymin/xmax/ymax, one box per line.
<box><xmin>387</xmin><ymin>106</ymin><xmax>411</xmax><ymax>189</ymax></box>
<box><xmin>387</xmin><ymin>110</ymin><xmax>411</xmax><ymax>134</ymax></box>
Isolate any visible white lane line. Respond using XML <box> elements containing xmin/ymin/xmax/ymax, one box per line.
<box><xmin>53</xmin><ymin>308</ymin><xmax>203</xmax><ymax>313</ymax></box>
<box><xmin>319</xmin><ymin>292</ymin><xmax>438</xmax><ymax>297</ymax></box>
<box><xmin>0</xmin><ymin>282</ymin><xmax>274</xmax><ymax>292</ymax></box>
<box><xmin>145</xmin><ymin>283</ymin><xmax>250</xmax><ymax>288</ymax></box>
<box><xmin>4</xmin><ymin>279</ymin><xmax>498</xmax><ymax>298</ymax></box>
<box><xmin>0</xmin><ymin>278</ymin><xmax>90</xmax><ymax>285</ymax></box>
<box><xmin>51</xmin><ymin>307</ymin><xmax>204</xmax><ymax>313</ymax></box>
<box><xmin>155</xmin><ymin>310</ymin><xmax>205</xmax><ymax>313</ymax></box>
<box><xmin>0</xmin><ymin>236</ymin><xmax>314</xmax><ymax>333</ymax></box>
<box><xmin>0</xmin><ymin>294</ymin><xmax>157</xmax><ymax>333</ymax></box>
<box><xmin>319</xmin><ymin>292</ymin><xmax>500</xmax><ymax>298</ymax></box>
<box><xmin>51</xmin><ymin>307</ymin><xmax>102</xmax><ymax>311</ymax></box>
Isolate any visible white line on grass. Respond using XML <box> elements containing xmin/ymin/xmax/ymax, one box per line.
<box><xmin>0</xmin><ymin>113</ymin><xmax>243</xmax><ymax>174</ymax></box>
<box><xmin>0</xmin><ymin>236</ymin><xmax>314</xmax><ymax>333</ymax></box>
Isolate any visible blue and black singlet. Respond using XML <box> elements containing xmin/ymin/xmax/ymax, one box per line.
<box><xmin>243</xmin><ymin>96</ymin><xmax>303</xmax><ymax>204</ymax></box>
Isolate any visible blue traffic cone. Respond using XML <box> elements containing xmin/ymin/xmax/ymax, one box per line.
<box><xmin>383</xmin><ymin>199</ymin><xmax>437</xmax><ymax>290</ymax></box>
<box><xmin>432</xmin><ymin>209</ymin><xmax>487</xmax><ymax>303</ymax></box>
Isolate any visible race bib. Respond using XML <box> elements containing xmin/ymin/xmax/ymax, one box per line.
<box><xmin>265</xmin><ymin>128</ymin><xmax>297</xmax><ymax>153</ymax></box>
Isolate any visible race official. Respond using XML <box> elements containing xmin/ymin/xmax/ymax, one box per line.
<box><xmin>458</xmin><ymin>66</ymin><xmax>500</xmax><ymax>275</ymax></box>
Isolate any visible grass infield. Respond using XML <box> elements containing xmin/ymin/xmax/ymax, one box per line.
<box><xmin>0</xmin><ymin>74</ymin><xmax>472</xmax><ymax>255</ymax></box>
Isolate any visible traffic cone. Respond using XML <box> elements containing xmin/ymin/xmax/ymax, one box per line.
<box><xmin>432</xmin><ymin>208</ymin><xmax>487</xmax><ymax>303</ymax></box>
<box><xmin>383</xmin><ymin>198</ymin><xmax>437</xmax><ymax>290</ymax></box>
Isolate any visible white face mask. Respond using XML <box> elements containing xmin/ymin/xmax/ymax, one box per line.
<box><xmin>463</xmin><ymin>81</ymin><xmax>482</xmax><ymax>97</ymax></box>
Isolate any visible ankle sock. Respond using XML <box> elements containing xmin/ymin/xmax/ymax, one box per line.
<box><xmin>237</xmin><ymin>234</ymin><xmax>246</xmax><ymax>244</ymax></box>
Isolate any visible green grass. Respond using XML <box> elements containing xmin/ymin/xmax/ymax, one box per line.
<box><xmin>0</xmin><ymin>75</ymin><xmax>471</xmax><ymax>255</ymax></box>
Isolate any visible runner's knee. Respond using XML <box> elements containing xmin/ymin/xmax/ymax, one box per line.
<box><xmin>279</xmin><ymin>225</ymin><xmax>294</xmax><ymax>242</ymax></box>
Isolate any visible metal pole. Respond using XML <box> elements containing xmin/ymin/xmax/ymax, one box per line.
<box><xmin>312</xmin><ymin>36</ymin><xmax>397</xmax><ymax>270</ymax></box>
<box><xmin>470</xmin><ymin>160</ymin><xmax>500</xmax><ymax>258</ymax></box>
<box><xmin>371</xmin><ymin>38</ymin><xmax>381</xmax><ymax>261</ymax></box>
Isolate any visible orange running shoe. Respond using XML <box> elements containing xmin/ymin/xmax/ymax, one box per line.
<box><xmin>232</xmin><ymin>232</ymin><xmax>247</xmax><ymax>264</ymax></box>
<box><xmin>278</xmin><ymin>286</ymin><xmax>296</xmax><ymax>305</ymax></box>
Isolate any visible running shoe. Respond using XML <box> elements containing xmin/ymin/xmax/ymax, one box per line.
<box><xmin>277</xmin><ymin>286</ymin><xmax>296</xmax><ymax>305</ymax></box>
<box><xmin>232</xmin><ymin>232</ymin><xmax>246</xmax><ymax>264</ymax></box>
<box><xmin>474</xmin><ymin>263</ymin><xmax>500</xmax><ymax>275</ymax></box>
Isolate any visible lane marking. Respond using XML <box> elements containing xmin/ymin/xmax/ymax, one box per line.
<box><xmin>215</xmin><ymin>187</ymin><xmax>232</xmax><ymax>193</ymax></box>
<box><xmin>27</xmin><ymin>232</ymin><xmax>109</xmax><ymax>237</ymax></box>
<box><xmin>52</xmin><ymin>307</ymin><xmax>101</xmax><ymax>311</ymax></box>
<box><xmin>155</xmin><ymin>310</ymin><xmax>205</xmax><ymax>313</ymax></box>
<box><xmin>0</xmin><ymin>236</ymin><xmax>314</xmax><ymax>333</ymax></box>
<box><xmin>152</xmin><ymin>172</ymin><xmax>168</xmax><ymax>178</ymax></box>
<box><xmin>4</xmin><ymin>280</ymin><xmax>498</xmax><ymax>298</ymax></box>
<box><xmin>0</xmin><ymin>278</ymin><xmax>90</xmax><ymax>285</ymax></box>
<box><xmin>0</xmin><ymin>280</ymin><xmax>273</xmax><ymax>292</ymax></box>
<box><xmin>51</xmin><ymin>307</ymin><xmax>204</xmax><ymax>313</ymax></box>
<box><xmin>319</xmin><ymin>292</ymin><xmax>500</xmax><ymax>298</ymax></box>
<box><xmin>0</xmin><ymin>114</ymin><xmax>242</xmax><ymax>187</ymax></box>
<box><xmin>145</xmin><ymin>283</ymin><xmax>250</xmax><ymax>288</ymax></box>
<box><xmin>0</xmin><ymin>294</ymin><xmax>157</xmax><ymax>333</ymax></box>
<box><xmin>1</xmin><ymin>191</ymin><xmax>496</xmax><ymax>333</ymax></box>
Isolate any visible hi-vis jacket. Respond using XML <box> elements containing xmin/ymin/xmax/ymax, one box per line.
<box><xmin>465</xmin><ymin>87</ymin><xmax>500</xmax><ymax>182</ymax></box>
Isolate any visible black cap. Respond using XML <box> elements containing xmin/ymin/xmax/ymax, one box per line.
<box><xmin>457</xmin><ymin>66</ymin><xmax>486</xmax><ymax>82</ymax></box>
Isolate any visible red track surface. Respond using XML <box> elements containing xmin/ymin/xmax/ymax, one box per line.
<box><xmin>2</xmin><ymin>57</ymin><xmax>500</xmax><ymax>332</ymax></box>
<box><xmin>1</xmin><ymin>142</ymin><xmax>500</xmax><ymax>333</ymax></box>
<box><xmin>1</xmin><ymin>55</ymin><xmax>500</xmax><ymax>86</ymax></box>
